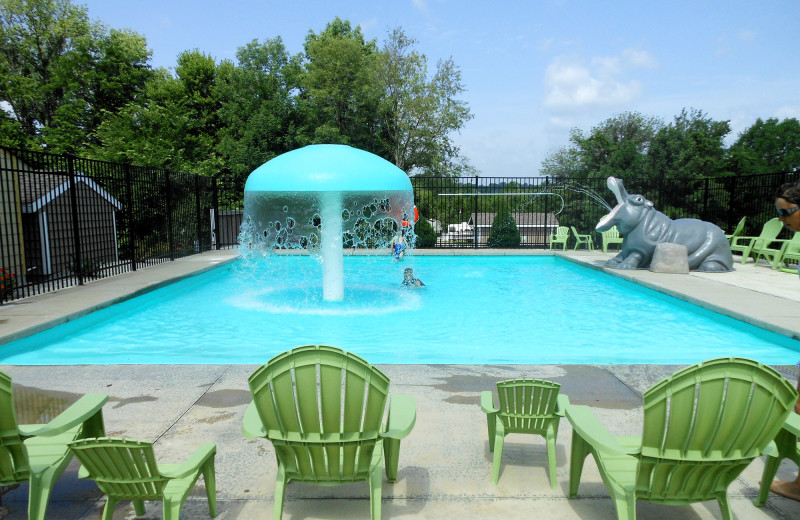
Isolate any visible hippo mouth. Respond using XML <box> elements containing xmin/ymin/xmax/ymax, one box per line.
<box><xmin>596</xmin><ymin>177</ymin><xmax>628</xmax><ymax>231</ymax></box>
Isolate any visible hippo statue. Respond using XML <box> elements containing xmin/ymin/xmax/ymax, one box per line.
<box><xmin>596</xmin><ymin>177</ymin><xmax>733</xmax><ymax>272</ymax></box>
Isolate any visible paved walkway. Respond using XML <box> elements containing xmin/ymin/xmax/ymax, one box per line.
<box><xmin>1</xmin><ymin>249</ymin><xmax>800</xmax><ymax>519</ymax></box>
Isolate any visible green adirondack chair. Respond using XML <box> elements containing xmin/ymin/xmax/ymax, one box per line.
<box><xmin>242</xmin><ymin>344</ymin><xmax>416</xmax><ymax>520</ymax></box>
<box><xmin>549</xmin><ymin>226</ymin><xmax>569</xmax><ymax>250</ymax></box>
<box><xmin>571</xmin><ymin>226</ymin><xmax>594</xmax><ymax>250</ymax></box>
<box><xmin>601</xmin><ymin>226</ymin><xmax>624</xmax><ymax>253</ymax></box>
<box><xmin>481</xmin><ymin>379</ymin><xmax>569</xmax><ymax>488</ymax></box>
<box><xmin>755</xmin><ymin>231</ymin><xmax>800</xmax><ymax>269</ymax></box>
<box><xmin>730</xmin><ymin>217</ymin><xmax>783</xmax><ymax>264</ymax></box>
<box><xmin>755</xmin><ymin>412</ymin><xmax>800</xmax><ymax>506</ymax></box>
<box><xmin>725</xmin><ymin>216</ymin><xmax>746</xmax><ymax>244</ymax></box>
<box><xmin>69</xmin><ymin>437</ymin><xmax>217</xmax><ymax>520</ymax></box>
<box><xmin>0</xmin><ymin>370</ymin><xmax>107</xmax><ymax>520</ymax></box>
<box><xmin>566</xmin><ymin>357</ymin><xmax>797</xmax><ymax>520</ymax></box>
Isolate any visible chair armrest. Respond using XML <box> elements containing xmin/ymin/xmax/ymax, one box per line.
<box><xmin>480</xmin><ymin>391</ymin><xmax>498</xmax><ymax>414</ymax></box>
<box><xmin>565</xmin><ymin>405</ymin><xmax>639</xmax><ymax>456</ymax></box>
<box><xmin>555</xmin><ymin>394</ymin><xmax>570</xmax><ymax>416</ymax></box>
<box><xmin>730</xmin><ymin>236</ymin><xmax>756</xmax><ymax>247</ymax></box>
<box><xmin>159</xmin><ymin>443</ymin><xmax>216</xmax><ymax>479</ymax></box>
<box><xmin>381</xmin><ymin>394</ymin><xmax>416</xmax><ymax>440</ymax></box>
<box><xmin>19</xmin><ymin>393</ymin><xmax>108</xmax><ymax>439</ymax></box>
<box><xmin>782</xmin><ymin>412</ymin><xmax>800</xmax><ymax>437</ymax></box>
<box><xmin>242</xmin><ymin>401</ymin><xmax>267</xmax><ymax>439</ymax></box>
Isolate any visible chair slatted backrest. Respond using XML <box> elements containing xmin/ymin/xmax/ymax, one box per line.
<box><xmin>496</xmin><ymin>379</ymin><xmax>560</xmax><ymax>434</ymax></box>
<box><xmin>555</xmin><ymin>226</ymin><xmax>568</xmax><ymax>238</ymax></box>
<box><xmin>637</xmin><ymin>357</ymin><xmax>797</xmax><ymax>501</ymax></box>
<box><xmin>69</xmin><ymin>438</ymin><xmax>168</xmax><ymax>500</ymax></box>
<box><xmin>729</xmin><ymin>217</ymin><xmax>746</xmax><ymax>239</ymax></box>
<box><xmin>754</xmin><ymin>218</ymin><xmax>783</xmax><ymax>248</ymax></box>
<box><xmin>0</xmin><ymin>370</ymin><xmax>29</xmax><ymax>484</ymax></box>
<box><xmin>248</xmin><ymin>345</ymin><xmax>390</xmax><ymax>483</ymax></box>
<box><xmin>605</xmin><ymin>227</ymin><xmax>620</xmax><ymax>240</ymax></box>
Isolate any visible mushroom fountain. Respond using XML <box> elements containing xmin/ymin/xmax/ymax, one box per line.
<box><xmin>240</xmin><ymin>144</ymin><xmax>415</xmax><ymax>301</ymax></box>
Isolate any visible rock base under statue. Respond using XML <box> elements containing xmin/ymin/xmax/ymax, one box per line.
<box><xmin>650</xmin><ymin>243</ymin><xmax>689</xmax><ymax>274</ymax></box>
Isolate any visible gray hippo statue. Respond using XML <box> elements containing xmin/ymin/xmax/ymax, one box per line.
<box><xmin>596</xmin><ymin>177</ymin><xmax>733</xmax><ymax>272</ymax></box>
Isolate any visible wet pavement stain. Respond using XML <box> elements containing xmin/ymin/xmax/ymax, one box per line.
<box><xmin>196</xmin><ymin>389</ymin><xmax>252</xmax><ymax>408</ymax></box>
<box><xmin>110</xmin><ymin>395</ymin><xmax>158</xmax><ymax>408</ymax></box>
<box><xmin>444</xmin><ymin>395</ymin><xmax>479</xmax><ymax>405</ymax></box>
<box><xmin>198</xmin><ymin>411</ymin><xmax>237</xmax><ymax>424</ymax></box>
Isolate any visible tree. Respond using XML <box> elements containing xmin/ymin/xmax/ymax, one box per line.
<box><xmin>728</xmin><ymin>117</ymin><xmax>800</xmax><ymax>175</ymax></box>
<box><xmin>0</xmin><ymin>0</ymin><xmax>152</xmax><ymax>152</ymax></box>
<box><xmin>377</xmin><ymin>27</ymin><xmax>473</xmax><ymax>176</ymax></box>
<box><xmin>540</xmin><ymin>112</ymin><xmax>662</xmax><ymax>183</ymax></box>
<box><xmin>216</xmin><ymin>37</ymin><xmax>302</xmax><ymax>187</ymax></box>
<box><xmin>487</xmin><ymin>208</ymin><xmax>520</xmax><ymax>247</ymax></box>
<box><xmin>300</xmin><ymin>17</ymin><xmax>381</xmax><ymax>151</ymax></box>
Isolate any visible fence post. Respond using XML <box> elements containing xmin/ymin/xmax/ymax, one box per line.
<box><xmin>212</xmin><ymin>174</ymin><xmax>221</xmax><ymax>250</ymax></box>
<box><xmin>124</xmin><ymin>163</ymin><xmax>137</xmax><ymax>271</ymax></box>
<box><xmin>194</xmin><ymin>175</ymin><xmax>202</xmax><ymax>252</ymax></box>
<box><xmin>544</xmin><ymin>176</ymin><xmax>550</xmax><ymax>248</ymax></box>
<box><xmin>473</xmin><ymin>176</ymin><xmax>479</xmax><ymax>249</ymax></box>
<box><xmin>166</xmin><ymin>170</ymin><xmax>175</xmax><ymax>261</ymax></box>
<box><xmin>66</xmin><ymin>154</ymin><xmax>84</xmax><ymax>285</ymax></box>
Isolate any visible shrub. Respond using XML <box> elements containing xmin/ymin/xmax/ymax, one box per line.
<box><xmin>0</xmin><ymin>268</ymin><xmax>17</xmax><ymax>301</ymax></box>
<box><xmin>487</xmin><ymin>209</ymin><xmax>520</xmax><ymax>248</ymax></box>
<box><xmin>414</xmin><ymin>217</ymin><xmax>437</xmax><ymax>248</ymax></box>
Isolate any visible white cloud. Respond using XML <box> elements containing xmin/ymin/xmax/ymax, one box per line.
<box><xmin>738</xmin><ymin>29</ymin><xmax>756</xmax><ymax>42</ymax></box>
<box><xmin>622</xmin><ymin>48</ymin><xmax>658</xmax><ymax>68</ymax></box>
<box><xmin>543</xmin><ymin>55</ymin><xmax>643</xmax><ymax>111</ymax></box>
<box><xmin>412</xmin><ymin>0</ymin><xmax>428</xmax><ymax>14</ymax></box>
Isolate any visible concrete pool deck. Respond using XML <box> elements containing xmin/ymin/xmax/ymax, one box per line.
<box><xmin>1</xmin><ymin>249</ymin><xmax>800</xmax><ymax>519</ymax></box>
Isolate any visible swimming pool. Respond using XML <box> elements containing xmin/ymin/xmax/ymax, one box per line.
<box><xmin>2</xmin><ymin>255</ymin><xmax>799</xmax><ymax>365</ymax></box>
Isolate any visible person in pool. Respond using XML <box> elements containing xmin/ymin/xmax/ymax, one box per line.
<box><xmin>390</xmin><ymin>231</ymin><xmax>407</xmax><ymax>261</ymax></box>
<box><xmin>402</xmin><ymin>268</ymin><xmax>424</xmax><ymax>287</ymax></box>
<box><xmin>770</xmin><ymin>180</ymin><xmax>800</xmax><ymax>501</ymax></box>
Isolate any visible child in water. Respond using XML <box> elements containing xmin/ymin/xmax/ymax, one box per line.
<box><xmin>402</xmin><ymin>268</ymin><xmax>425</xmax><ymax>287</ymax></box>
<box><xmin>390</xmin><ymin>231</ymin><xmax>406</xmax><ymax>261</ymax></box>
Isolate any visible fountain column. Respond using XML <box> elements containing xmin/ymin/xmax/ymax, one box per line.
<box><xmin>320</xmin><ymin>191</ymin><xmax>344</xmax><ymax>301</ymax></box>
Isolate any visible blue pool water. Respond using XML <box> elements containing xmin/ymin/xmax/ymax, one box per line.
<box><xmin>2</xmin><ymin>256</ymin><xmax>799</xmax><ymax>365</ymax></box>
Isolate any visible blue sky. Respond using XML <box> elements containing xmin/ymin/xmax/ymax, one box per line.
<box><xmin>80</xmin><ymin>0</ymin><xmax>799</xmax><ymax>176</ymax></box>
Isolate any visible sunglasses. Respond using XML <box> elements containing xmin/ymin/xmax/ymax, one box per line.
<box><xmin>777</xmin><ymin>206</ymin><xmax>800</xmax><ymax>217</ymax></box>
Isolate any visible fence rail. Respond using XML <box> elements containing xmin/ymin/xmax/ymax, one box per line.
<box><xmin>1</xmin><ymin>146</ymin><xmax>797</xmax><ymax>303</ymax></box>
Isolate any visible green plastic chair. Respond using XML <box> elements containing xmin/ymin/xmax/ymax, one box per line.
<box><xmin>567</xmin><ymin>357</ymin><xmax>797</xmax><ymax>520</ymax></box>
<box><xmin>0</xmin><ymin>370</ymin><xmax>107</xmax><ymax>520</ymax></box>
<box><xmin>601</xmin><ymin>226</ymin><xmax>624</xmax><ymax>253</ymax></box>
<box><xmin>69</xmin><ymin>437</ymin><xmax>217</xmax><ymax>520</ymax></box>
<box><xmin>725</xmin><ymin>216</ymin><xmax>746</xmax><ymax>244</ymax></box>
<box><xmin>480</xmin><ymin>379</ymin><xmax>569</xmax><ymax>488</ymax></box>
<box><xmin>549</xmin><ymin>226</ymin><xmax>569</xmax><ymax>250</ymax></box>
<box><xmin>755</xmin><ymin>412</ymin><xmax>800</xmax><ymax>506</ymax></box>
<box><xmin>570</xmin><ymin>226</ymin><xmax>594</xmax><ymax>250</ymax></box>
<box><xmin>730</xmin><ymin>217</ymin><xmax>783</xmax><ymax>264</ymax></box>
<box><xmin>754</xmin><ymin>231</ymin><xmax>800</xmax><ymax>269</ymax></box>
<box><xmin>242</xmin><ymin>344</ymin><xmax>416</xmax><ymax>520</ymax></box>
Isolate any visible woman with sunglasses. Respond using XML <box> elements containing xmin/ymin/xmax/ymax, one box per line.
<box><xmin>770</xmin><ymin>180</ymin><xmax>800</xmax><ymax>501</ymax></box>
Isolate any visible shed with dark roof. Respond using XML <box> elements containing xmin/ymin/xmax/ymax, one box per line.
<box><xmin>19</xmin><ymin>171</ymin><xmax>121</xmax><ymax>279</ymax></box>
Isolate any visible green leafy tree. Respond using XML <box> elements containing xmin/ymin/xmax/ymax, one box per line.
<box><xmin>487</xmin><ymin>208</ymin><xmax>519</xmax><ymax>247</ymax></box>
<box><xmin>728</xmin><ymin>117</ymin><xmax>800</xmax><ymax>175</ymax></box>
<box><xmin>377</xmin><ymin>27</ymin><xmax>473</xmax><ymax>176</ymax></box>
<box><xmin>0</xmin><ymin>0</ymin><xmax>152</xmax><ymax>152</ymax></box>
<box><xmin>413</xmin><ymin>216</ymin><xmax>437</xmax><ymax>247</ymax></box>
<box><xmin>216</xmin><ymin>37</ymin><xmax>302</xmax><ymax>188</ymax></box>
<box><xmin>300</xmin><ymin>17</ymin><xmax>381</xmax><ymax>150</ymax></box>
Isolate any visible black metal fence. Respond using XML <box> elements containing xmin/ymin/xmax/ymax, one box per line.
<box><xmin>1</xmin><ymin>148</ymin><xmax>220</xmax><ymax>302</ymax></box>
<box><xmin>1</xmin><ymin>145</ymin><xmax>797</xmax><ymax>303</ymax></box>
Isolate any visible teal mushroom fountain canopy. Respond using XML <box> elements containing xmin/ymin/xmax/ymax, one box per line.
<box><xmin>240</xmin><ymin>144</ymin><xmax>415</xmax><ymax>301</ymax></box>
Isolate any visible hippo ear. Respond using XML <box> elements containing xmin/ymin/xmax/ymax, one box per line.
<box><xmin>645</xmin><ymin>199</ymin><xmax>654</xmax><ymax>207</ymax></box>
